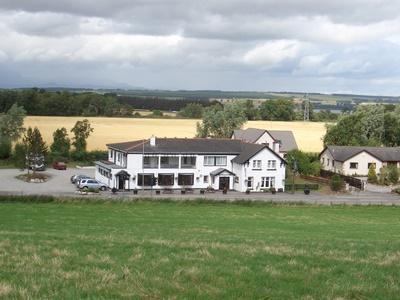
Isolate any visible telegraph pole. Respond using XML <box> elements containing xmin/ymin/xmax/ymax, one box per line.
<box><xmin>303</xmin><ymin>94</ymin><xmax>310</xmax><ymax>121</ymax></box>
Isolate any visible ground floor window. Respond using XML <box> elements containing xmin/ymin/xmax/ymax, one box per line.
<box><xmin>247</xmin><ymin>177</ymin><xmax>254</xmax><ymax>189</ymax></box>
<box><xmin>261</xmin><ymin>177</ymin><xmax>275</xmax><ymax>188</ymax></box>
<box><xmin>350</xmin><ymin>162</ymin><xmax>358</xmax><ymax>169</ymax></box>
<box><xmin>137</xmin><ymin>173</ymin><xmax>154</xmax><ymax>186</ymax></box>
<box><xmin>158</xmin><ymin>173</ymin><xmax>174</xmax><ymax>186</ymax></box>
<box><xmin>98</xmin><ymin>166</ymin><xmax>111</xmax><ymax>178</ymax></box>
<box><xmin>178</xmin><ymin>174</ymin><xmax>194</xmax><ymax>186</ymax></box>
<box><xmin>203</xmin><ymin>175</ymin><xmax>209</xmax><ymax>183</ymax></box>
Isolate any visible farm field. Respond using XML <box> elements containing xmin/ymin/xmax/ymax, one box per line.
<box><xmin>24</xmin><ymin>116</ymin><xmax>327</xmax><ymax>152</ymax></box>
<box><xmin>0</xmin><ymin>198</ymin><xmax>399</xmax><ymax>298</ymax></box>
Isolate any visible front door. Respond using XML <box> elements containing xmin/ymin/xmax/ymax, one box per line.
<box><xmin>219</xmin><ymin>177</ymin><xmax>230</xmax><ymax>190</ymax></box>
<box><xmin>118</xmin><ymin>177</ymin><xmax>125</xmax><ymax>190</ymax></box>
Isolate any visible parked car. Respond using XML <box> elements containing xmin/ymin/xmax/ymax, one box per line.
<box><xmin>70</xmin><ymin>174</ymin><xmax>91</xmax><ymax>184</ymax></box>
<box><xmin>53</xmin><ymin>161</ymin><xmax>67</xmax><ymax>170</ymax></box>
<box><xmin>78</xmin><ymin>179</ymin><xmax>107</xmax><ymax>191</ymax></box>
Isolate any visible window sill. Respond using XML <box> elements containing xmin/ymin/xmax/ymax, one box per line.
<box><xmin>267</xmin><ymin>168</ymin><xmax>277</xmax><ymax>171</ymax></box>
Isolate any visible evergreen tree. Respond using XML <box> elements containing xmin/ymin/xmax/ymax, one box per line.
<box><xmin>367</xmin><ymin>164</ymin><xmax>378</xmax><ymax>184</ymax></box>
<box><xmin>23</xmin><ymin>127</ymin><xmax>48</xmax><ymax>174</ymax></box>
<box><xmin>50</xmin><ymin>127</ymin><xmax>71</xmax><ymax>158</ymax></box>
<box><xmin>71</xmin><ymin>119</ymin><xmax>94</xmax><ymax>153</ymax></box>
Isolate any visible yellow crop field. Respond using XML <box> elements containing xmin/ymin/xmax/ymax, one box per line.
<box><xmin>24</xmin><ymin>116</ymin><xmax>327</xmax><ymax>153</ymax></box>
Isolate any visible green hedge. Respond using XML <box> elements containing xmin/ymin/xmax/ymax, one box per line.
<box><xmin>285</xmin><ymin>183</ymin><xmax>319</xmax><ymax>191</ymax></box>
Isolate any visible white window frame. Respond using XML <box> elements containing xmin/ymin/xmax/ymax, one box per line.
<box><xmin>267</xmin><ymin>160</ymin><xmax>276</xmax><ymax>170</ymax></box>
<box><xmin>203</xmin><ymin>175</ymin><xmax>209</xmax><ymax>183</ymax></box>
<box><xmin>204</xmin><ymin>156</ymin><xmax>227</xmax><ymax>166</ymax></box>
<box><xmin>261</xmin><ymin>177</ymin><xmax>275</xmax><ymax>188</ymax></box>
<box><xmin>252</xmin><ymin>160</ymin><xmax>262</xmax><ymax>170</ymax></box>
<box><xmin>247</xmin><ymin>177</ymin><xmax>254</xmax><ymax>189</ymax></box>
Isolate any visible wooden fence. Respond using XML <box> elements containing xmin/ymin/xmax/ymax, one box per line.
<box><xmin>320</xmin><ymin>169</ymin><xmax>364</xmax><ymax>190</ymax></box>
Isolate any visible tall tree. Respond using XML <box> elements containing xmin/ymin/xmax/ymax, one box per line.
<box><xmin>71</xmin><ymin>119</ymin><xmax>94</xmax><ymax>153</ymax></box>
<box><xmin>259</xmin><ymin>99</ymin><xmax>295</xmax><ymax>121</ymax></box>
<box><xmin>196</xmin><ymin>103</ymin><xmax>246</xmax><ymax>138</ymax></box>
<box><xmin>179</xmin><ymin>103</ymin><xmax>204</xmax><ymax>118</ymax></box>
<box><xmin>0</xmin><ymin>103</ymin><xmax>26</xmax><ymax>142</ymax></box>
<box><xmin>23</xmin><ymin>127</ymin><xmax>48</xmax><ymax>174</ymax></box>
<box><xmin>50</xmin><ymin>127</ymin><xmax>71</xmax><ymax>157</ymax></box>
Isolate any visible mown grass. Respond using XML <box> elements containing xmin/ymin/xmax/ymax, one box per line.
<box><xmin>0</xmin><ymin>197</ymin><xmax>399</xmax><ymax>299</ymax></box>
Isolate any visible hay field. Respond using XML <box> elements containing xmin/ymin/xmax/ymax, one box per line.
<box><xmin>24</xmin><ymin>116</ymin><xmax>327</xmax><ymax>152</ymax></box>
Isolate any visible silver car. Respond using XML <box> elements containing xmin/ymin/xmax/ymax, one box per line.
<box><xmin>78</xmin><ymin>179</ymin><xmax>107</xmax><ymax>191</ymax></box>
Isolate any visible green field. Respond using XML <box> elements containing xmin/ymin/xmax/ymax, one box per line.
<box><xmin>0</xmin><ymin>198</ymin><xmax>399</xmax><ymax>299</ymax></box>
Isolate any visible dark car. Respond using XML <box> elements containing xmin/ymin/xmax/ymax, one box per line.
<box><xmin>53</xmin><ymin>161</ymin><xmax>67</xmax><ymax>170</ymax></box>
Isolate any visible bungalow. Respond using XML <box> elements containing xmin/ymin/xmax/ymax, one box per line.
<box><xmin>231</xmin><ymin>128</ymin><xmax>298</xmax><ymax>157</ymax></box>
<box><xmin>95</xmin><ymin>136</ymin><xmax>286</xmax><ymax>192</ymax></box>
<box><xmin>319</xmin><ymin>146</ymin><xmax>400</xmax><ymax>176</ymax></box>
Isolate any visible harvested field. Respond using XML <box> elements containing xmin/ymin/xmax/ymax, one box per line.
<box><xmin>24</xmin><ymin>116</ymin><xmax>327</xmax><ymax>152</ymax></box>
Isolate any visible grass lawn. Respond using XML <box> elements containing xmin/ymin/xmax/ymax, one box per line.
<box><xmin>0</xmin><ymin>198</ymin><xmax>399</xmax><ymax>299</ymax></box>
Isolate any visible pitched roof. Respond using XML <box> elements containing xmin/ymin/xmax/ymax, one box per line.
<box><xmin>107</xmin><ymin>138</ymin><xmax>244</xmax><ymax>154</ymax></box>
<box><xmin>233</xmin><ymin>128</ymin><xmax>265</xmax><ymax>143</ymax></box>
<box><xmin>210</xmin><ymin>168</ymin><xmax>236</xmax><ymax>176</ymax></box>
<box><xmin>232</xmin><ymin>128</ymin><xmax>298</xmax><ymax>152</ymax></box>
<box><xmin>268</xmin><ymin>130</ymin><xmax>298</xmax><ymax>152</ymax></box>
<box><xmin>323</xmin><ymin>146</ymin><xmax>400</xmax><ymax>162</ymax></box>
<box><xmin>232</xmin><ymin>143</ymin><xmax>285</xmax><ymax>164</ymax></box>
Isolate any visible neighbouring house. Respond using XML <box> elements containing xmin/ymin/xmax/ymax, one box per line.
<box><xmin>95</xmin><ymin>136</ymin><xmax>286</xmax><ymax>192</ymax></box>
<box><xmin>319</xmin><ymin>146</ymin><xmax>400</xmax><ymax>176</ymax></box>
<box><xmin>231</xmin><ymin>128</ymin><xmax>298</xmax><ymax>157</ymax></box>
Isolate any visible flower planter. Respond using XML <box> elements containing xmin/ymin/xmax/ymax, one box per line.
<box><xmin>155</xmin><ymin>190</ymin><xmax>161</xmax><ymax>195</ymax></box>
<box><xmin>200</xmin><ymin>190</ymin><xmax>205</xmax><ymax>194</ymax></box>
<box><xmin>245</xmin><ymin>190</ymin><xmax>250</xmax><ymax>194</ymax></box>
<box><xmin>133</xmin><ymin>190</ymin><xmax>138</xmax><ymax>195</ymax></box>
<box><xmin>304</xmin><ymin>188</ymin><xmax>310</xmax><ymax>195</ymax></box>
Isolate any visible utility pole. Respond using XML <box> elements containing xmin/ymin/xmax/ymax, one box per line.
<box><xmin>303</xmin><ymin>94</ymin><xmax>310</xmax><ymax>121</ymax></box>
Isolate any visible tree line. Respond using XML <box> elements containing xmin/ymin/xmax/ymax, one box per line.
<box><xmin>0</xmin><ymin>104</ymin><xmax>104</xmax><ymax>170</ymax></box>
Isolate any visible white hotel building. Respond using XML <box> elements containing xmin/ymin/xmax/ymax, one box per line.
<box><xmin>95</xmin><ymin>136</ymin><xmax>286</xmax><ymax>192</ymax></box>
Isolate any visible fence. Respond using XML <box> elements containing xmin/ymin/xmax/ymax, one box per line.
<box><xmin>300</xmin><ymin>175</ymin><xmax>330</xmax><ymax>185</ymax></box>
<box><xmin>320</xmin><ymin>169</ymin><xmax>364</xmax><ymax>190</ymax></box>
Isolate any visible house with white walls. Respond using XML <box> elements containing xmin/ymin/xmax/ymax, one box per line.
<box><xmin>232</xmin><ymin>128</ymin><xmax>298</xmax><ymax>157</ymax></box>
<box><xmin>95</xmin><ymin>136</ymin><xmax>286</xmax><ymax>192</ymax></box>
<box><xmin>319</xmin><ymin>146</ymin><xmax>400</xmax><ymax>176</ymax></box>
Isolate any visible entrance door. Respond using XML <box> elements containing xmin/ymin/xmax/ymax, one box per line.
<box><xmin>219</xmin><ymin>177</ymin><xmax>230</xmax><ymax>190</ymax></box>
<box><xmin>118</xmin><ymin>177</ymin><xmax>125</xmax><ymax>190</ymax></box>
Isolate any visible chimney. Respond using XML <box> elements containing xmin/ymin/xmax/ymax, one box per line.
<box><xmin>150</xmin><ymin>135</ymin><xmax>156</xmax><ymax>146</ymax></box>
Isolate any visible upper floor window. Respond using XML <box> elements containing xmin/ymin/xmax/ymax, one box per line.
<box><xmin>109</xmin><ymin>150</ymin><xmax>113</xmax><ymax>159</ymax></box>
<box><xmin>143</xmin><ymin>156</ymin><xmax>159</xmax><ymax>168</ymax></box>
<box><xmin>350</xmin><ymin>162</ymin><xmax>358</xmax><ymax>169</ymax></box>
<box><xmin>204</xmin><ymin>156</ymin><xmax>227</xmax><ymax>166</ymax></box>
<box><xmin>181</xmin><ymin>156</ymin><xmax>196</xmax><ymax>168</ymax></box>
<box><xmin>252</xmin><ymin>160</ymin><xmax>262</xmax><ymax>169</ymax></box>
<box><xmin>160</xmin><ymin>156</ymin><xmax>179</xmax><ymax>168</ymax></box>
<box><xmin>267</xmin><ymin>160</ymin><xmax>276</xmax><ymax>170</ymax></box>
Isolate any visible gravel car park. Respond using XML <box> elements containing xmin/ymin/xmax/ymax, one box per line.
<box><xmin>0</xmin><ymin>168</ymin><xmax>95</xmax><ymax>196</ymax></box>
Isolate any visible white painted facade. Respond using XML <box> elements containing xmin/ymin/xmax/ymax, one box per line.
<box><xmin>96</xmin><ymin>142</ymin><xmax>286</xmax><ymax>192</ymax></box>
<box><xmin>320</xmin><ymin>149</ymin><xmax>385</xmax><ymax>176</ymax></box>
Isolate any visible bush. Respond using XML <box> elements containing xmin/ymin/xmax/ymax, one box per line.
<box><xmin>378</xmin><ymin>167</ymin><xmax>390</xmax><ymax>185</ymax></box>
<box><xmin>330</xmin><ymin>174</ymin><xmax>344</xmax><ymax>192</ymax></box>
<box><xmin>388</xmin><ymin>165</ymin><xmax>399</xmax><ymax>184</ymax></box>
<box><xmin>0</xmin><ymin>139</ymin><xmax>12</xmax><ymax>159</ymax></box>
<box><xmin>13</xmin><ymin>143</ymin><xmax>26</xmax><ymax>169</ymax></box>
<box><xmin>367</xmin><ymin>164</ymin><xmax>378</xmax><ymax>183</ymax></box>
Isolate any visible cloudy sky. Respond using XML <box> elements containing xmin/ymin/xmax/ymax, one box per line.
<box><xmin>1</xmin><ymin>0</ymin><xmax>400</xmax><ymax>95</ymax></box>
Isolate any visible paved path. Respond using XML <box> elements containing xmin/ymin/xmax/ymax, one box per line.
<box><xmin>0</xmin><ymin>168</ymin><xmax>399</xmax><ymax>205</ymax></box>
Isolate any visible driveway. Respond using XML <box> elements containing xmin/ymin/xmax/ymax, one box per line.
<box><xmin>0</xmin><ymin>168</ymin><xmax>399</xmax><ymax>205</ymax></box>
<box><xmin>0</xmin><ymin>168</ymin><xmax>95</xmax><ymax>196</ymax></box>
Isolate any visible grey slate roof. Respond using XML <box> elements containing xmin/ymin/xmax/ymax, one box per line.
<box><xmin>210</xmin><ymin>168</ymin><xmax>236</xmax><ymax>176</ymax></box>
<box><xmin>107</xmin><ymin>138</ymin><xmax>243</xmax><ymax>154</ymax></box>
<box><xmin>232</xmin><ymin>128</ymin><xmax>298</xmax><ymax>152</ymax></box>
<box><xmin>324</xmin><ymin>146</ymin><xmax>400</xmax><ymax>162</ymax></box>
<box><xmin>231</xmin><ymin>143</ymin><xmax>285</xmax><ymax>164</ymax></box>
<box><xmin>107</xmin><ymin>137</ymin><xmax>285</xmax><ymax>165</ymax></box>
<box><xmin>268</xmin><ymin>130</ymin><xmax>298</xmax><ymax>152</ymax></box>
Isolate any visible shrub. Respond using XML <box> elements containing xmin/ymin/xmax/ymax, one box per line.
<box><xmin>13</xmin><ymin>143</ymin><xmax>26</xmax><ymax>169</ymax></box>
<box><xmin>367</xmin><ymin>164</ymin><xmax>378</xmax><ymax>183</ymax></box>
<box><xmin>0</xmin><ymin>139</ymin><xmax>12</xmax><ymax>159</ymax></box>
<box><xmin>388</xmin><ymin>165</ymin><xmax>399</xmax><ymax>184</ymax></box>
<box><xmin>378</xmin><ymin>167</ymin><xmax>390</xmax><ymax>185</ymax></box>
<box><xmin>330</xmin><ymin>174</ymin><xmax>343</xmax><ymax>191</ymax></box>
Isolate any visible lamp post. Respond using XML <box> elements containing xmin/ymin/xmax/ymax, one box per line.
<box><xmin>292</xmin><ymin>159</ymin><xmax>298</xmax><ymax>194</ymax></box>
